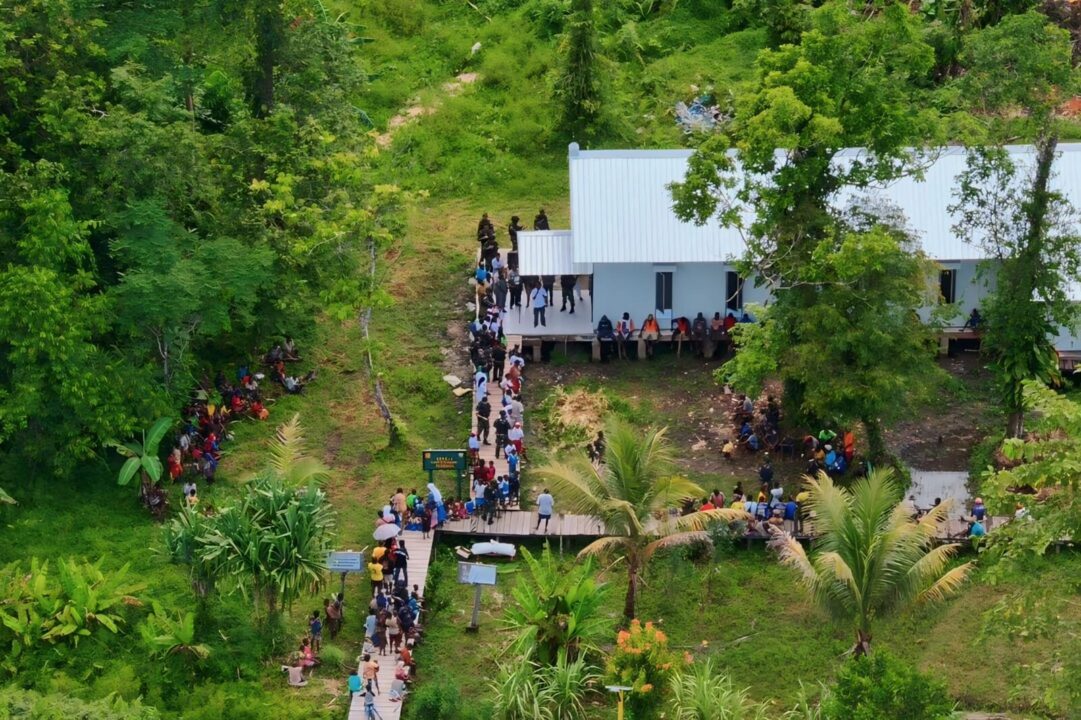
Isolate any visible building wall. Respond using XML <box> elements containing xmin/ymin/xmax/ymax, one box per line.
<box><xmin>592</xmin><ymin>262</ymin><xmax>768</xmax><ymax>329</ymax></box>
<box><xmin>592</xmin><ymin>259</ymin><xmax>1081</xmax><ymax>349</ymax></box>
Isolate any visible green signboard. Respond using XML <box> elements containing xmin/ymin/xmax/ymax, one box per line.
<box><xmin>422</xmin><ymin>449</ymin><xmax>468</xmax><ymax>499</ymax></box>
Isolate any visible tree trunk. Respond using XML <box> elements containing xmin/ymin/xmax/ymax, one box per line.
<box><xmin>1003</xmin><ymin>132</ymin><xmax>1058</xmax><ymax>439</ymax></box>
<box><xmin>252</xmin><ymin>3</ymin><xmax>284</xmax><ymax>118</ymax></box>
<box><xmin>853</xmin><ymin>628</ymin><xmax>872</xmax><ymax>656</ymax></box>
<box><xmin>862</xmin><ymin>416</ymin><xmax>887</xmax><ymax>462</ymax></box>
<box><xmin>1006</xmin><ymin>409</ymin><xmax>1025</xmax><ymax>440</ymax></box>
<box><xmin>623</xmin><ymin>561</ymin><xmax>638</xmax><ymax>622</ymax></box>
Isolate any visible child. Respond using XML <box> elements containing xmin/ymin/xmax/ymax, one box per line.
<box><xmin>309</xmin><ymin>610</ymin><xmax>323</xmax><ymax>653</ymax></box>
<box><xmin>186</xmin><ymin>488</ymin><xmax>199</xmax><ymax>508</ymax></box>
<box><xmin>348</xmin><ymin>669</ymin><xmax>361</xmax><ymax>699</ymax></box>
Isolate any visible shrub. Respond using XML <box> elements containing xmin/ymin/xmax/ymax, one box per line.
<box><xmin>319</xmin><ymin>643</ymin><xmax>347</xmax><ymax>670</ymax></box>
<box><xmin>406</xmin><ymin>679</ymin><xmax>462</xmax><ymax>720</ymax></box>
<box><xmin>0</xmin><ymin>686</ymin><xmax>159</xmax><ymax>720</ymax></box>
<box><xmin>821</xmin><ymin>653</ymin><xmax>954</xmax><ymax>720</ymax></box>
<box><xmin>606</xmin><ymin>620</ymin><xmax>687</xmax><ymax>719</ymax></box>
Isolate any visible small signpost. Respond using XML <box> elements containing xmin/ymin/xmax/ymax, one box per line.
<box><xmin>457</xmin><ymin>561</ymin><xmax>497</xmax><ymax>631</ymax></box>
<box><xmin>326</xmin><ymin>550</ymin><xmax>364</xmax><ymax>597</ymax></box>
<box><xmin>422</xmin><ymin>449</ymin><xmax>468</xmax><ymax>500</ymax></box>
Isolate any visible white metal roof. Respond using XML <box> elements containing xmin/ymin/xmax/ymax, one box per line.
<box><xmin>567</xmin><ymin>143</ymin><xmax>1081</xmax><ymax>264</ymax></box>
<box><xmin>517</xmin><ymin>230</ymin><xmax>593</xmax><ymax>276</ymax></box>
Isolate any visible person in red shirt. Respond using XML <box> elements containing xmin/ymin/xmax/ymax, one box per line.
<box><xmin>485</xmin><ymin>460</ymin><xmax>496</xmax><ymax>482</ymax></box>
<box><xmin>700</xmin><ymin>497</ymin><xmax>716</xmax><ymax>511</ymax></box>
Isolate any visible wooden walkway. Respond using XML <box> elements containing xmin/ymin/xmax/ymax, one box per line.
<box><xmin>347</xmin><ymin>530</ymin><xmax>434</xmax><ymax>720</ymax></box>
<box><xmin>441</xmin><ymin>510</ymin><xmax>606</xmax><ymax>538</ymax></box>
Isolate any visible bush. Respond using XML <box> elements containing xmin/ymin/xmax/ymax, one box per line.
<box><xmin>0</xmin><ymin>686</ymin><xmax>159</xmax><ymax>720</ymax></box>
<box><xmin>319</xmin><ymin>643</ymin><xmax>347</xmax><ymax>670</ymax></box>
<box><xmin>406</xmin><ymin>678</ymin><xmax>462</xmax><ymax>720</ymax></box>
<box><xmin>821</xmin><ymin>653</ymin><xmax>954</xmax><ymax>720</ymax></box>
<box><xmin>606</xmin><ymin>620</ymin><xmax>688</xmax><ymax>719</ymax></box>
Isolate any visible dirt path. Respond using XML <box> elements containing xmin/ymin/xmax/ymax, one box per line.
<box><xmin>375</xmin><ymin>72</ymin><xmax>479</xmax><ymax>148</ymax></box>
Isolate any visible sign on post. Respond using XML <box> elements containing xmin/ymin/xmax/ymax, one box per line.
<box><xmin>457</xmin><ymin>561</ymin><xmax>498</xmax><ymax>586</ymax></box>
<box><xmin>422</xmin><ymin>449</ymin><xmax>468</xmax><ymax>500</ymax></box>
<box><xmin>326</xmin><ymin>551</ymin><xmax>364</xmax><ymax>572</ymax></box>
<box><xmin>457</xmin><ymin>561</ymin><xmax>498</xmax><ymax>631</ymax></box>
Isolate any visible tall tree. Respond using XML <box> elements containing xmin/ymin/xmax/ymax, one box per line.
<box><xmin>555</xmin><ymin>0</ymin><xmax>604</xmax><ymax>142</ymax></box>
<box><xmin>950</xmin><ymin>11</ymin><xmax>1077</xmax><ymax>438</ymax></box>
<box><xmin>769</xmin><ymin>469</ymin><xmax>972</xmax><ymax>655</ymax></box>
<box><xmin>671</xmin><ymin>2</ymin><xmax>943</xmax><ymax>447</ymax></box>
<box><xmin>533</xmin><ymin>422</ymin><xmax>745</xmax><ymax>621</ymax></box>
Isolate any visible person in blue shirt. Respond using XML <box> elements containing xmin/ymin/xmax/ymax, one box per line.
<box><xmin>348</xmin><ymin>670</ymin><xmax>362</xmax><ymax>699</ymax></box>
<box><xmin>747</xmin><ymin>432</ymin><xmax>760</xmax><ymax>452</ymax></box>
<box><xmin>783</xmin><ymin>497</ymin><xmax>798</xmax><ymax>526</ymax></box>
<box><xmin>969</xmin><ymin>520</ymin><xmax>986</xmax><ymax>538</ymax></box>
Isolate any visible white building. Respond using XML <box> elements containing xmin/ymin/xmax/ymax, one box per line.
<box><xmin>512</xmin><ymin>143</ymin><xmax>1081</xmax><ymax>355</ymax></box>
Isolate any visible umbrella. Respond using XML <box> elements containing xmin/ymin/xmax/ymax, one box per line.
<box><xmin>374</xmin><ymin>524</ymin><xmax>400</xmax><ymax>541</ymax></box>
<box><xmin>817</xmin><ymin>429</ymin><xmax>836</xmax><ymax>442</ymax></box>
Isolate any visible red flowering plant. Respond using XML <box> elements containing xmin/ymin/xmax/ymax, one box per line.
<box><xmin>605</xmin><ymin>619</ymin><xmax>689</xmax><ymax>718</ymax></box>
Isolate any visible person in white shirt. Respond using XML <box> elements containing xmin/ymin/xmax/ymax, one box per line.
<box><xmin>467</xmin><ymin>431</ymin><xmax>480</xmax><ymax>458</ymax></box>
<box><xmin>474</xmin><ymin>368</ymin><xmax>487</xmax><ymax>405</ymax></box>
<box><xmin>530</xmin><ymin>284</ymin><xmax>548</xmax><ymax>328</ymax></box>
<box><xmin>535</xmin><ymin>489</ymin><xmax>554</xmax><ymax>533</ymax></box>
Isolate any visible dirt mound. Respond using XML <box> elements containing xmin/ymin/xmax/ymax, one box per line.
<box><xmin>552</xmin><ymin>387</ymin><xmax>608</xmax><ymax>432</ymax></box>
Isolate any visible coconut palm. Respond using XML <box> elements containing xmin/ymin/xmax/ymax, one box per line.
<box><xmin>533</xmin><ymin>421</ymin><xmax>747</xmax><ymax>621</ymax></box>
<box><xmin>768</xmin><ymin>469</ymin><xmax>972</xmax><ymax>655</ymax></box>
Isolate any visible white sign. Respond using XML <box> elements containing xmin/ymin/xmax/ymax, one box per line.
<box><xmin>327</xmin><ymin>551</ymin><xmax>364</xmax><ymax>572</ymax></box>
<box><xmin>457</xmin><ymin>561</ymin><xmax>498</xmax><ymax>586</ymax></box>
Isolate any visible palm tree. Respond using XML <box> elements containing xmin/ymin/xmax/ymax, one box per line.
<box><xmin>768</xmin><ymin>469</ymin><xmax>973</xmax><ymax>656</ymax></box>
<box><xmin>534</xmin><ymin>422</ymin><xmax>746</xmax><ymax>622</ymax></box>
<box><xmin>503</xmin><ymin>544</ymin><xmax>611</xmax><ymax>665</ymax></box>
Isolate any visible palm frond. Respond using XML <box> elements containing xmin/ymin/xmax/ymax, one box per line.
<box><xmin>667</xmin><ymin>507</ymin><xmax>749</xmax><ymax>533</ymax></box>
<box><xmin>768</xmin><ymin>531</ymin><xmax>818</xmax><ymax>585</ymax></box>
<box><xmin>917</xmin><ymin>561</ymin><xmax>973</xmax><ymax>604</ymax></box>
<box><xmin>642</xmin><ymin>531</ymin><xmax>711</xmax><ymax>560</ymax></box>
<box><xmin>577</xmin><ymin>535</ymin><xmax>631</xmax><ymax>560</ymax></box>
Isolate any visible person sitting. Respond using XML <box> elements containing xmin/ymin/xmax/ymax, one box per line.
<box><xmin>639</xmin><ymin>314</ymin><xmax>661</xmax><ymax>358</ymax></box>
<box><xmin>963</xmin><ymin>307</ymin><xmax>983</xmax><ymax>330</ymax></box>
<box><xmin>615</xmin><ymin>313</ymin><xmax>635</xmax><ymax>359</ymax></box>
<box><xmin>721</xmin><ymin>437</ymin><xmax>735</xmax><ymax>460</ymax></box>
<box><xmin>282</xmin><ymin>661</ymin><xmax>308</xmax><ymax>687</ymax></box>
<box><xmin>746</xmin><ymin>432</ymin><xmax>761</xmax><ymax>452</ymax></box>
<box><xmin>723</xmin><ymin>312</ymin><xmax>737</xmax><ymax>332</ymax></box>
<box><xmin>596</xmin><ymin>315</ymin><xmax>616</xmax><ymax>362</ymax></box>
<box><xmin>691</xmin><ymin>312</ymin><xmax>709</xmax><ymax>356</ymax></box>
<box><xmin>283</xmin><ymin>337</ymin><xmax>300</xmax><ymax>360</ymax></box>
<box><xmin>738</xmin><ymin>420</ymin><xmax>753</xmax><ymax>441</ymax></box>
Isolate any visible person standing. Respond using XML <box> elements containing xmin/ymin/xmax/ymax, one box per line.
<box><xmin>508</xmin><ymin>269</ymin><xmax>523</xmax><ymax>309</ymax></box>
<box><xmin>508</xmin><ymin>215</ymin><xmax>524</xmax><ymax>251</ymax></box>
<box><xmin>530</xmin><ymin>283</ymin><xmax>548</xmax><ymax>328</ymax></box>
<box><xmin>491</xmin><ymin>343</ymin><xmax>506</xmax><ymax>383</ymax></box>
<box><xmin>494</xmin><ymin>411</ymin><xmax>511</xmax><ymax>459</ymax></box>
<box><xmin>535</xmin><ymin>488</ymin><xmax>554</xmax><ymax>533</ymax></box>
<box><xmin>560</xmin><ymin>275</ymin><xmax>577</xmax><ymax>313</ymax></box>
<box><xmin>309</xmin><ymin>610</ymin><xmax>323</xmax><ymax>653</ymax></box>
<box><xmin>476</xmin><ymin>396</ymin><xmax>491</xmax><ymax>445</ymax></box>
<box><xmin>541</xmin><ymin>275</ymin><xmax>555</xmax><ymax>307</ymax></box>
<box><xmin>534</xmin><ymin>208</ymin><xmax>549</xmax><ymax>230</ymax></box>
<box><xmin>493</xmin><ymin>273</ymin><xmax>508</xmax><ymax>310</ymax></box>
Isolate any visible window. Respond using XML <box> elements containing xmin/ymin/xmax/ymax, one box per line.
<box><xmin>725</xmin><ymin>271</ymin><xmax>744</xmax><ymax>311</ymax></box>
<box><xmin>655</xmin><ymin>271</ymin><xmax>673</xmax><ymax>312</ymax></box>
<box><xmin>939</xmin><ymin>269</ymin><xmax>956</xmax><ymax>304</ymax></box>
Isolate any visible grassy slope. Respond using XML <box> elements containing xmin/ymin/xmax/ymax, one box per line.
<box><xmin>5</xmin><ymin>1</ymin><xmax>1078</xmax><ymax>718</ymax></box>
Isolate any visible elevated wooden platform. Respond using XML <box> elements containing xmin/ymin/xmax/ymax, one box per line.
<box><xmin>440</xmin><ymin>510</ymin><xmax>607</xmax><ymax>538</ymax></box>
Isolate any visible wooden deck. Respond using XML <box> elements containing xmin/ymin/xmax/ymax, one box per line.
<box><xmin>347</xmin><ymin>530</ymin><xmax>434</xmax><ymax>720</ymax></box>
<box><xmin>441</xmin><ymin>510</ymin><xmax>607</xmax><ymax>538</ymax></box>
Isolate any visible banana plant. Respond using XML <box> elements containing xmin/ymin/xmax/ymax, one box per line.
<box><xmin>140</xmin><ymin>602</ymin><xmax>210</xmax><ymax>661</ymax></box>
<box><xmin>109</xmin><ymin>417</ymin><xmax>173</xmax><ymax>501</ymax></box>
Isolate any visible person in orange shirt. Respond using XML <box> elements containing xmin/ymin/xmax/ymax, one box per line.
<box><xmin>639</xmin><ymin>314</ymin><xmax>660</xmax><ymax>359</ymax></box>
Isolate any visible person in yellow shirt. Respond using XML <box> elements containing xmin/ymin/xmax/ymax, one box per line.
<box><xmin>722</xmin><ymin>438</ymin><xmax>735</xmax><ymax>460</ymax></box>
<box><xmin>367</xmin><ymin>560</ymin><xmax>384</xmax><ymax>596</ymax></box>
<box><xmin>795</xmin><ymin>490</ymin><xmax>811</xmax><ymax>534</ymax></box>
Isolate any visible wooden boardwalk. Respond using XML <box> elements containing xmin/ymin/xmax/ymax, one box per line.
<box><xmin>441</xmin><ymin>510</ymin><xmax>607</xmax><ymax>538</ymax></box>
<box><xmin>347</xmin><ymin>530</ymin><xmax>434</xmax><ymax>720</ymax></box>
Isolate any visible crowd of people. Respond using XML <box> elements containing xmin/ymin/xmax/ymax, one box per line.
<box><xmin>145</xmin><ymin>341</ymin><xmax>316</xmax><ymax>519</ymax></box>
<box><xmin>594</xmin><ymin>309</ymin><xmax>756</xmax><ymax>361</ymax></box>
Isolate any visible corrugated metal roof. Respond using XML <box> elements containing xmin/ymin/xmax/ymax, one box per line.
<box><xmin>517</xmin><ymin>230</ymin><xmax>593</xmax><ymax>276</ymax></box>
<box><xmin>568</xmin><ymin>143</ymin><xmax>1081</xmax><ymax>264</ymax></box>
